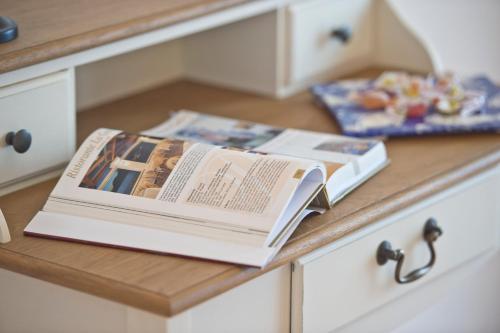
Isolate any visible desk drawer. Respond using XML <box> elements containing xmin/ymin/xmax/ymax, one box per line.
<box><xmin>0</xmin><ymin>71</ymin><xmax>75</xmax><ymax>190</ymax></box>
<box><xmin>287</xmin><ymin>0</ymin><xmax>374</xmax><ymax>84</ymax></box>
<box><xmin>292</xmin><ymin>168</ymin><xmax>500</xmax><ymax>333</ymax></box>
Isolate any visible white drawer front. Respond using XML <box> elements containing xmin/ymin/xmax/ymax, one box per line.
<box><xmin>0</xmin><ymin>71</ymin><xmax>75</xmax><ymax>188</ymax></box>
<box><xmin>292</xmin><ymin>168</ymin><xmax>500</xmax><ymax>333</ymax></box>
<box><xmin>287</xmin><ymin>0</ymin><xmax>374</xmax><ymax>84</ymax></box>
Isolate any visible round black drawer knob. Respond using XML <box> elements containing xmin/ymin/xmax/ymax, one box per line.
<box><xmin>0</xmin><ymin>16</ymin><xmax>18</xmax><ymax>44</ymax></box>
<box><xmin>331</xmin><ymin>26</ymin><xmax>352</xmax><ymax>44</ymax></box>
<box><xmin>5</xmin><ymin>129</ymin><xmax>32</xmax><ymax>153</ymax></box>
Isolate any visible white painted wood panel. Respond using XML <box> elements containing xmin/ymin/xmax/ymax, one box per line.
<box><xmin>184</xmin><ymin>11</ymin><xmax>280</xmax><ymax>96</ymax></box>
<box><xmin>0</xmin><ymin>268</ymin><xmax>127</xmax><ymax>333</ymax></box>
<box><xmin>189</xmin><ymin>264</ymin><xmax>291</xmax><ymax>333</ymax></box>
<box><xmin>387</xmin><ymin>0</ymin><xmax>500</xmax><ymax>81</ymax></box>
<box><xmin>335</xmin><ymin>249</ymin><xmax>500</xmax><ymax>333</ymax></box>
<box><xmin>76</xmin><ymin>41</ymin><xmax>184</xmax><ymax>110</ymax></box>
<box><xmin>374</xmin><ymin>0</ymin><xmax>436</xmax><ymax>73</ymax></box>
<box><xmin>0</xmin><ymin>70</ymin><xmax>75</xmax><ymax>193</ymax></box>
<box><xmin>390</xmin><ymin>251</ymin><xmax>500</xmax><ymax>333</ymax></box>
<box><xmin>292</xmin><ymin>166</ymin><xmax>500</xmax><ymax>333</ymax></box>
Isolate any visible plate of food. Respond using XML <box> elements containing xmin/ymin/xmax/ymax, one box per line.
<box><xmin>312</xmin><ymin>71</ymin><xmax>500</xmax><ymax>137</ymax></box>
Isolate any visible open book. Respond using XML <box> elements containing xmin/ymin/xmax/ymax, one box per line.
<box><xmin>145</xmin><ymin>111</ymin><xmax>388</xmax><ymax>207</ymax></box>
<box><xmin>25</xmin><ymin>111</ymin><xmax>387</xmax><ymax>267</ymax></box>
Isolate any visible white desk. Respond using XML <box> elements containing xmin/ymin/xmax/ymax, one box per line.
<box><xmin>0</xmin><ymin>1</ymin><xmax>499</xmax><ymax>332</ymax></box>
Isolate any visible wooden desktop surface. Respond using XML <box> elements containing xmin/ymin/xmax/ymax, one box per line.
<box><xmin>0</xmin><ymin>0</ymin><xmax>252</xmax><ymax>74</ymax></box>
<box><xmin>1</xmin><ymin>70</ymin><xmax>499</xmax><ymax>316</ymax></box>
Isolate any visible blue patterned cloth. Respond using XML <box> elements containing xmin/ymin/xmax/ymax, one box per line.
<box><xmin>312</xmin><ymin>76</ymin><xmax>500</xmax><ymax>137</ymax></box>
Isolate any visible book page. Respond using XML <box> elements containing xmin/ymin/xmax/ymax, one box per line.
<box><xmin>47</xmin><ymin>128</ymin><xmax>325</xmax><ymax>233</ymax></box>
<box><xmin>144</xmin><ymin>110</ymin><xmax>381</xmax><ymax>177</ymax></box>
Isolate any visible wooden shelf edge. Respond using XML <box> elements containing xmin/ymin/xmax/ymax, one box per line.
<box><xmin>0</xmin><ymin>0</ymin><xmax>251</xmax><ymax>74</ymax></box>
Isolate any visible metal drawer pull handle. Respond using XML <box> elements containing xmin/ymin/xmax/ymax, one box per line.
<box><xmin>376</xmin><ymin>218</ymin><xmax>443</xmax><ymax>284</ymax></box>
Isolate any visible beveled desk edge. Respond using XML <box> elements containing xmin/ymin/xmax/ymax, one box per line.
<box><xmin>0</xmin><ymin>0</ymin><xmax>252</xmax><ymax>74</ymax></box>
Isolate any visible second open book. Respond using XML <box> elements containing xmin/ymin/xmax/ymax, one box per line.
<box><xmin>25</xmin><ymin>111</ymin><xmax>388</xmax><ymax>267</ymax></box>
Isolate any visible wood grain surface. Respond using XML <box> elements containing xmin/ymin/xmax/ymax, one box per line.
<box><xmin>0</xmin><ymin>0</ymin><xmax>251</xmax><ymax>74</ymax></box>
<box><xmin>0</xmin><ymin>71</ymin><xmax>499</xmax><ymax>316</ymax></box>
